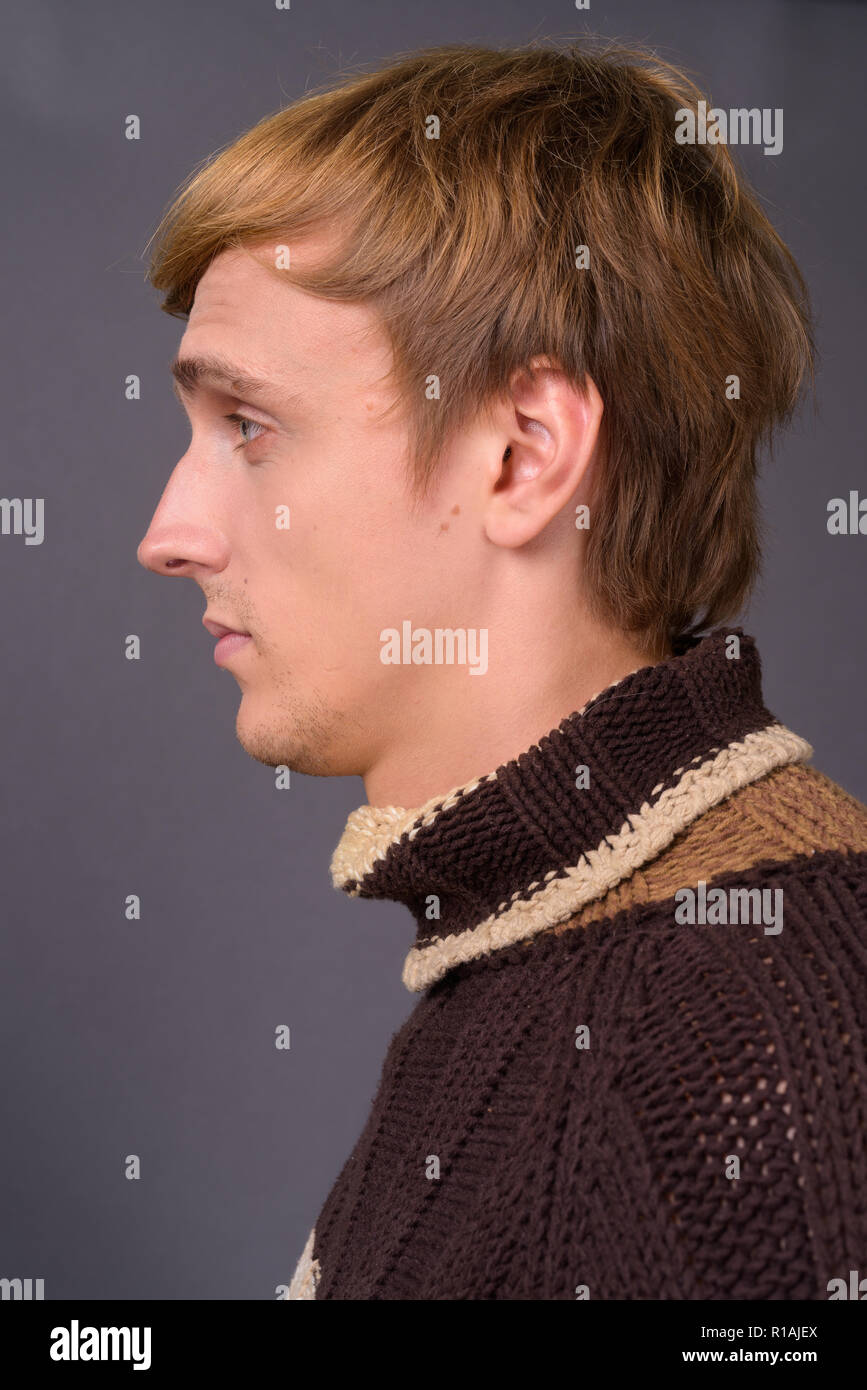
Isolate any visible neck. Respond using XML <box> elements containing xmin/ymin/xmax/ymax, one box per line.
<box><xmin>362</xmin><ymin>612</ymin><xmax>661</xmax><ymax>807</ymax></box>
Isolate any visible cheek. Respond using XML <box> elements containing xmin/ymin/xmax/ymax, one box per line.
<box><xmin>251</xmin><ymin>447</ymin><xmax>449</xmax><ymax>623</ymax></box>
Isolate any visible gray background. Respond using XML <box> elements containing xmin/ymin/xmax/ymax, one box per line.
<box><xmin>1</xmin><ymin>0</ymin><xmax>864</xmax><ymax>1299</ymax></box>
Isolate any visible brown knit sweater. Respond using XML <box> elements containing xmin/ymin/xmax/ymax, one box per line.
<box><xmin>285</xmin><ymin>629</ymin><xmax>867</xmax><ymax>1300</ymax></box>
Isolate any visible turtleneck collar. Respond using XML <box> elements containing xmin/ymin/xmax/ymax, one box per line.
<box><xmin>330</xmin><ymin>629</ymin><xmax>812</xmax><ymax>993</ymax></box>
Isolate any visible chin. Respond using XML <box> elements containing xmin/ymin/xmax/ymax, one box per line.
<box><xmin>232</xmin><ymin>681</ymin><xmax>356</xmax><ymax>778</ymax></box>
<box><xmin>234</xmin><ymin>699</ymin><xmax>282</xmax><ymax>767</ymax></box>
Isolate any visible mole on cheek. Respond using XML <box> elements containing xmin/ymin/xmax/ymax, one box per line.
<box><xmin>451</xmin><ymin>505</ymin><xmax>460</xmax><ymax>515</ymax></box>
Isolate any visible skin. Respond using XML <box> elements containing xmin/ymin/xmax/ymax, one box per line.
<box><xmin>137</xmin><ymin>236</ymin><xmax>659</xmax><ymax>808</ymax></box>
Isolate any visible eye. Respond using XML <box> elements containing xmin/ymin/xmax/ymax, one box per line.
<box><xmin>224</xmin><ymin>411</ymin><xmax>267</xmax><ymax>451</ymax></box>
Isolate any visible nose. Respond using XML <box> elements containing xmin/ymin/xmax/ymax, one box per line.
<box><xmin>136</xmin><ymin>520</ymin><xmax>230</xmax><ymax>577</ymax></box>
<box><xmin>135</xmin><ymin>444</ymin><xmax>232</xmax><ymax>575</ymax></box>
<box><xmin>137</xmin><ymin>462</ymin><xmax>231</xmax><ymax>577</ymax></box>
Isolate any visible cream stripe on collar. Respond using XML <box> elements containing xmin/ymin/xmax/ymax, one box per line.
<box><xmin>330</xmin><ymin>771</ymin><xmax>497</xmax><ymax>892</ymax></box>
<box><xmin>400</xmin><ymin>724</ymin><xmax>812</xmax><ymax>991</ymax></box>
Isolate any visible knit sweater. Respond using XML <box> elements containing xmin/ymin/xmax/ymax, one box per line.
<box><xmin>285</xmin><ymin>629</ymin><xmax>867</xmax><ymax>1300</ymax></box>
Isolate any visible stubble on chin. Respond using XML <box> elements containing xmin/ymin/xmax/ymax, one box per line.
<box><xmin>233</xmin><ymin>685</ymin><xmax>349</xmax><ymax>777</ymax></box>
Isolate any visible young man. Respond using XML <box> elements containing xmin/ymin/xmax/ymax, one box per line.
<box><xmin>137</xmin><ymin>43</ymin><xmax>867</xmax><ymax>1299</ymax></box>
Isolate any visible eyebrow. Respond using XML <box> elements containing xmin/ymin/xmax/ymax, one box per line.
<box><xmin>170</xmin><ymin>352</ymin><xmax>301</xmax><ymax>409</ymax></box>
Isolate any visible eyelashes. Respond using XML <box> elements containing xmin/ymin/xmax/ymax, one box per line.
<box><xmin>224</xmin><ymin>411</ymin><xmax>267</xmax><ymax>452</ymax></box>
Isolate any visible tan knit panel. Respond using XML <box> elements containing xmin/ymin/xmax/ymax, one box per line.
<box><xmin>553</xmin><ymin>764</ymin><xmax>867</xmax><ymax>934</ymax></box>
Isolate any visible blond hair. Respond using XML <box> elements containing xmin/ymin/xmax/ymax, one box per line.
<box><xmin>147</xmin><ymin>41</ymin><xmax>813</xmax><ymax>656</ymax></box>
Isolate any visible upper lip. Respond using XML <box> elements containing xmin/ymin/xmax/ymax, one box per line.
<box><xmin>202</xmin><ymin>615</ymin><xmax>250</xmax><ymax>639</ymax></box>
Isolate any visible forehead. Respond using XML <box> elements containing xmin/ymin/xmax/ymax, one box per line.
<box><xmin>182</xmin><ymin>244</ymin><xmax>392</xmax><ymax>393</ymax></box>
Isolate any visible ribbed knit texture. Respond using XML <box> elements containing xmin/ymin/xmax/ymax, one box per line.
<box><xmin>286</xmin><ymin>629</ymin><xmax>867</xmax><ymax>1300</ymax></box>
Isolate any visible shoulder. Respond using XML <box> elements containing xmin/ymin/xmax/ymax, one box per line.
<box><xmin>538</xmin><ymin>845</ymin><xmax>867</xmax><ymax>1297</ymax></box>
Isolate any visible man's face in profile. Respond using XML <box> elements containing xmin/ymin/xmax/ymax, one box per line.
<box><xmin>137</xmin><ymin>241</ymin><xmax>485</xmax><ymax>781</ymax></box>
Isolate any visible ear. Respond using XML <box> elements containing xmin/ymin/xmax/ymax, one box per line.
<box><xmin>483</xmin><ymin>356</ymin><xmax>604</xmax><ymax>549</ymax></box>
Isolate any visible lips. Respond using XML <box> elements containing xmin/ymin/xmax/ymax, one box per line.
<box><xmin>203</xmin><ymin>617</ymin><xmax>250</xmax><ymax>640</ymax></box>
<box><xmin>203</xmin><ymin>614</ymin><xmax>253</xmax><ymax>666</ymax></box>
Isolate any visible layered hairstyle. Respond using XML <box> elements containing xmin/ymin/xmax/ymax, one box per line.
<box><xmin>147</xmin><ymin>41</ymin><xmax>813</xmax><ymax>657</ymax></box>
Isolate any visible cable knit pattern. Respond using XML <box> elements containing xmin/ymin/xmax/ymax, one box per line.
<box><xmin>286</xmin><ymin>629</ymin><xmax>867</xmax><ymax>1300</ymax></box>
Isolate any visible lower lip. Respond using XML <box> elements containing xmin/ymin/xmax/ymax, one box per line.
<box><xmin>214</xmin><ymin>632</ymin><xmax>252</xmax><ymax>665</ymax></box>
